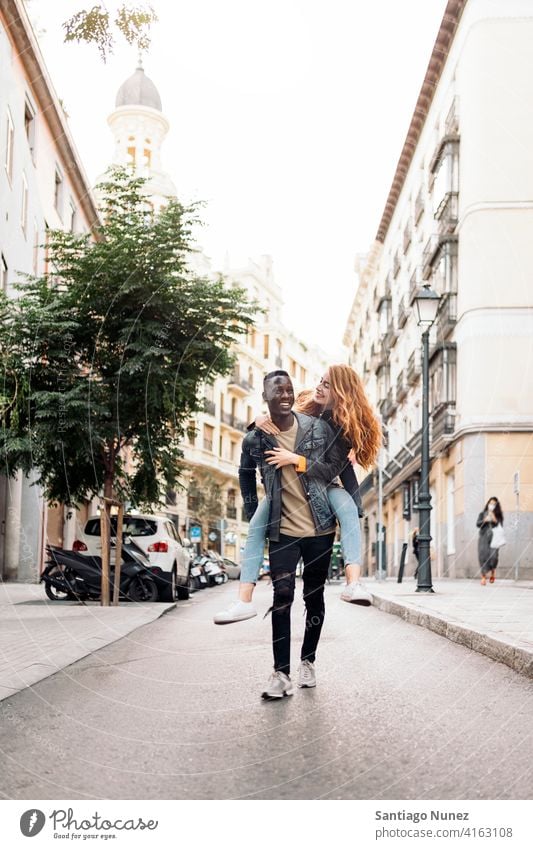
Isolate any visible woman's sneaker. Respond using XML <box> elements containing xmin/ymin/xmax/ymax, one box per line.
<box><xmin>261</xmin><ymin>670</ymin><xmax>294</xmax><ymax>699</ymax></box>
<box><xmin>341</xmin><ymin>581</ymin><xmax>373</xmax><ymax>606</ymax></box>
<box><xmin>213</xmin><ymin>600</ymin><xmax>257</xmax><ymax>624</ymax></box>
<box><xmin>298</xmin><ymin>660</ymin><xmax>316</xmax><ymax>688</ymax></box>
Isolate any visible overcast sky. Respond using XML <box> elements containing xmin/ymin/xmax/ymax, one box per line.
<box><xmin>32</xmin><ymin>0</ymin><xmax>449</xmax><ymax>358</ymax></box>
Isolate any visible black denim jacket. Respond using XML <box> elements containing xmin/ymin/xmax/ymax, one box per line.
<box><xmin>319</xmin><ymin>409</ymin><xmax>364</xmax><ymax>517</ymax></box>
<box><xmin>238</xmin><ymin>411</ymin><xmax>349</xmax><ymax>542</ymax></box>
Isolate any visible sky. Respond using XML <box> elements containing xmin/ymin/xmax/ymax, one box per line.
<box><xmin>30</xmin><ymin>0</ymin><xmax>449</xmax><ymax>358</ymax></box>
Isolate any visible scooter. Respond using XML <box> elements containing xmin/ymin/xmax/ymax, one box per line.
<box><xmin>200</xmin><ymin>552</ymin><xmax>228</xmax><ymax>586</ymax></box>
<box><xmin>189</xmin><ymin>555</ymin><xmax>209</xmax><ymax>591</ymax></box>
<box><xmin>41</xmin><ymin>542</ymin><xmax>159</xmax><ymax>602</ymax></box>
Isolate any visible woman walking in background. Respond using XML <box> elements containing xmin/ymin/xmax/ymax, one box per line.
<box><xmin>477</xmin><ymin>497</ymin><xmax>504</xmax><ymax>585</ymax></box>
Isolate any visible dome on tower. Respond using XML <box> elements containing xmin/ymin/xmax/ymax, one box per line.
<box><xmin>115</xmin><ymin>64</ymin><xmax>162</xmax><ymax>112</ymax></box>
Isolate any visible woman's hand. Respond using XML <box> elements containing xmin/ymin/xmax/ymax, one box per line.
<box><xmin>255</xmin><ymin>413</ymin><xmax>280</xmax><ymax>436</ymax></box>
<box><xmin>264</xmin><ymin>447</ymin><xmax>300</xmax><ymax>469</ymax></box>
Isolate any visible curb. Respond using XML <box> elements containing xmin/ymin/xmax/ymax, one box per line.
<box><xmin>370</xmin><ymin>593</ymin><xmax>533</xmax><ymax>680</ymax></box>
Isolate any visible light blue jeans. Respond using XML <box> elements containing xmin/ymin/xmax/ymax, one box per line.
<box><xmin>239</xmin><ymin>486</ymin><xmax>362</xmax><ymax>584</ymax></box>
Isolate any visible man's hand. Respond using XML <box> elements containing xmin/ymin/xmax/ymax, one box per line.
<box><xmin>256</xmin><ymin>413</ymin><xmax>281</xmax><ymax>436</ymax></box>
<box><xmin>265</xmin><ymin>447</ymin><xmax>300</xmax><ymax>469</ymax></box>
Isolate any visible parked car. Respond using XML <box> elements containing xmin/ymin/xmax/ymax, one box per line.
<box><xmin>73</xmin><ymin>514</ymin><xmax>191</xmax><ymax>602</ymax></box>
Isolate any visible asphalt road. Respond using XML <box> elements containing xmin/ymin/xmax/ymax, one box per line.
<box><xmin>1</xmin><ymin>579</ymin><xmax>533</xmax><ymax>800</ymax></box>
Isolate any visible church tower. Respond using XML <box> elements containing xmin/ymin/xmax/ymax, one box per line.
<box><xmin>106</xmin><ymin>61</ymin><xmax>177</xmax><ymax>209</ymax></box>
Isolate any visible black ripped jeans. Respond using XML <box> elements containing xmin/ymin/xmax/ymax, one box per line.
<box><xmin>268</xmin><ymin>532</ymin><xmax>335</xmax><ymax>676</ymax></box>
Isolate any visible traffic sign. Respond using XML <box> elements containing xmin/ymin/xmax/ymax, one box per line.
<box><xmin>189</xmin><ymin>525</ymin><xmax>202</xmax><ymax>541</ymax></box>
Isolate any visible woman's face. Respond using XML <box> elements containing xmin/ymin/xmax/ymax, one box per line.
<box><xmin>488</xmin><ymin>499</ymin><xmax>497</xmax><ymax>511</ymax></box>
<box><xmin>314</xmin><ymin>372</ymin><xmax>332</xmax><ymax>408</ymax></box>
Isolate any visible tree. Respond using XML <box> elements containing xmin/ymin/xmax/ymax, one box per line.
<box><xmin>0</xmin><ymin>167</ymin><xmax>257</xmax><ymax>510</ymax></box>
<box><xmin>62</xmin><ymin>3</ymin><xmax>158</xmax><ymax>61</ymax></box>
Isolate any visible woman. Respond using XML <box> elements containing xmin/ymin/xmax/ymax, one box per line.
<box><xmin>477</xmin><ymin>496</ymin><xmax>503</xmax><ymax>585</ymax></box>
<box><xmin>214</xmin><ymin>364</ymin><xmax>381</xmax><ymax>624</ymax></box>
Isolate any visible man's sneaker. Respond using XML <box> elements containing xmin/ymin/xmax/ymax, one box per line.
<box><xmin>261</xmin><ymin>670</ymin><xmax>294</xmax><ymax>699</ymax></box>
<box><xmin>213</xmin><ymin>600</ymin><xmax>257</xmax><ymax>625</ymax></box>
<box><xmin>341</xmin><ymin>581</ymin><xmax>373</xmax><ymax>606</ymax></box>
<box><xmin>298</xmin><ymin>660</ymin><xmax>316</xmax><ymax>688</ymax></box>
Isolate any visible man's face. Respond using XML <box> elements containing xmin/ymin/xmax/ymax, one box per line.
<box><xmin>263</xmin><ymin>376</ymin><xmax>295</xmax><ymax>419</ymax></box>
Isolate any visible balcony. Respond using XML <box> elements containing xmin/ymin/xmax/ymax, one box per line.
<box><xmin>384</xmin><ymin>320</ymin><xmax>398</xmax><ymax>349</ymax></box>
<box><xmin>227</xmin><ymin>371</ymin><xmax>252</xmax><ymax>396</ymax></box>
<box><xmin>421</xmin><ymin>234</ymin><xmax>441</xmax><ymax>279</ymax></box>
<box><xmin>203</xmin><ymin>438</ymin><xmax>213</xmax><ymax>452</ymax></box>
<box><xmin>378</xmin><ymin>390</ymin><xmax>396</xmax><ymax>421</ymax></box>
<box><xmin>407</xmin><ymin>349</ymin><xmax>421</xmax><ymax>385</ymax></box>
<box><xmin>434</xmin><ymin>191</ymin><xmax>458</xmax><ymax>233</ymax></box>
<box><xmin>221</xmin><ymin>411</ymin><xmax>248</xmax><ymax>433</ymax></box>
<box><xmin>396</xmin><ymin>370</ymin><xmax>408</xmax><ymax>403</ymax></box>
<box><xmin>445</xmin><ymin>98</ymin><xmax>459</xmax><ymax>135</ymax></box>
<box><xmin>202</xmin><ymin>398</ymin><xmax>216</xmax><ymax>416</ymax></box>
<box><xmin>403</xmin><ymin>223</ymin><xmax>412</xmax><ymax>254</ymax></box>
<box><xmin>226</xmin><ymin>505</ymin><xmax>237</xmax><ymax>520</ymax></box>
<box><xmin>414</xmin><ymin>188</ymin><xmax>424</xmax><ymax>224</ymax></box>
<box><xmin>398</xmin><ymin>296</ymin><xmax>409</xmax><ymax>328</ymax></box>
<box><xmin>409</xmin><ymin>271</ymin><xmax>419</xmax><ymax>305</ymax></box>
<box><xmin>375</xmin><ymin>276</ymin><xmax>392</xmax><ymax>310</ymax></box>
<box><xmin>392</xmin><ymin>251</ymin><xmax>401</xmax><ymax>279</ymax></box>
<box><xmin>432</xmin><ymin>401</ymin><xmax>456</xmax><ymax>441</ymax></box>
<box><xmin>429</xmin><ymin>133</ymin><xmax>460</xmax><ymax>178</ymax></box>
<box><xmin>436</xmin><ymin>291</ymin><xmax>457</xmax><ymax>340</ymax></box>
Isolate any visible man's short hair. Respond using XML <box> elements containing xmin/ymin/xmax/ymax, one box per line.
<box><xmin>263</xmin><ymin>369</ymin><xmax>290</xmax><ymax>387</ymax></box>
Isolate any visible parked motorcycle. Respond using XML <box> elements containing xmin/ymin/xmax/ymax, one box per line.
<box><xmin>41</xmin><ymin>542</ymin><xmax>159</xmax><ymax>602</ymax></box>
<box><xmin>189</xmin><ymin>555</ymin><xmax>209</xmax><ymax>592</ymax></box>
<box><xmin>200</xmin><ymin>552</ymin><xmax>228</xmax><ymax>586</ymax></box>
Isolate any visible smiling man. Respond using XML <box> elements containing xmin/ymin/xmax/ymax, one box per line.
<box><xmin>237</xmin><ymin>370</ymin><xmax>347</xmax><ymax>699</ymax></box>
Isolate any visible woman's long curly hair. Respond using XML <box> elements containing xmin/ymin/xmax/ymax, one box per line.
<box><xmin>295</xmin><ymin>364</ymin><xmax>381</xmax><ymax>469</ymax></box>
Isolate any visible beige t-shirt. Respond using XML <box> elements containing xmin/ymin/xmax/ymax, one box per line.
<box><xmin>277</xmin><ymin>417</ymin><xmax>334</xmax><ymax>538</ymax></box>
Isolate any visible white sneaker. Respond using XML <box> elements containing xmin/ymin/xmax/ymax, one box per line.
<box><xmin>213</xmin><ymin>600</ymin><xmax>257</xmax><ymax>624</ymax></box>
<box><xmin>298</xmin><ymin>659</ymin><xmax>316</xmax><ymax>688</ymax></box>
<box><xmin>341</xmin><ymin>581</ymin><xmax>373</xmax><ymax>606</ymax></box>
<box><xmin>261</xmin><ymin>670</ymin><xmax>294</xmax><ymax>699</ymax></box>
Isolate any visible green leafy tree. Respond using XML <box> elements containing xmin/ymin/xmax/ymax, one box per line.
<box><xmin>62</xmin><ymin>3</ymin><xmax>158</xmax><ymax>61</ymax></box>
<box><xmin>187</xmin><ymin>472</ymin><xmax>223</xmax><ymax>539</ymax></box>
<box><xmin>0</xmin><ymin>167</ymin><xmax>257</xmax><ymax>509</ymax></box>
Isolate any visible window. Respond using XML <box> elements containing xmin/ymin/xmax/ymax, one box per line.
<box><xmin>431</xmin><ymin>239</ymin><xmax>458</xmax><ymax>295</ymax></box>
<box><xmin>227</xmin><ymin>489</ymin><xmax>237</xmax><ymax>519</ymax></box>
<box><xmin>230</xmin><ymin>441</ymin><xmax>237</xmax><ymax>462</ymax></box>
<box><xmin>5</xmin><ymin>109</ymin><xmax>14</xmax><ymax>182</ymax></box>
<box><xmin>68</xmin><ymin>199</ymin><xmax>76</xmax><ymax>233</ymax></box>
<box><xmin>186</xmin><ymin>420</ymin><xmax>196</xmax><ymax>444</ymax></box>
<box><xmin>430</xmin><ymin>345</ymin><xmax>456</xmax><ymax>410</ymax></box>
<box><xmin>203</xmin><ymin>423</ymin><xmax>214</xmax><ymax>452</ymax></box>
<box><xmin>247</xmin><ymin>366</ymin><xmax>254</xmax><ymax>388</ymax></box>
<box><xmin>54</xmin><ymin>167</ymin><xmax>64</xmax><ymax>217</ymax></box>
<box><xmin>431</xmin><ymin>140</ymin><xmax>459</xmax><ymax>212</ymax></box>
<box><xmin>143</xmin><ymin>148</ymin><xmax>151</xmax><ymax>168</ymax></box>
<box><xmin>263</xmin><ymin>334</ymin><xmax>269</xmax><ymax>359</ymax></box>
<box><xmin>24</xmin><ymin>98</ymin><xmax>36</xmax><ymax>156</ymax></box>
<box><xmin>1</xmin><ymin>254</ymin><xmax>8</xmax><ymax>293</ymax></box>
<box><xmin>20</xmin><ymin>173</ymin><xmax>28</xmax><ymax>234</ymax></box>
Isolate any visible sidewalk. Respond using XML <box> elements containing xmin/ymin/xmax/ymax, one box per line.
<box><xmin>0</xmin><ymin>582</ymin><xmax>176</xmax><ymax>702</ymax></box>
<box><xmin>369</xmin><ymin>577</ymin><xmax>533</xmax><ymax>679</ymax></box>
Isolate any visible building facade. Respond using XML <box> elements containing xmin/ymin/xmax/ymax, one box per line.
<box><xmin>344</xmin><ymin>0</ymin><xmax>533</xmax><ymax>580</ymax></box>
<box><xmin>0</xmin><ymin>0</ymin><xmax>99</xmax><ymax>580</ymax></box>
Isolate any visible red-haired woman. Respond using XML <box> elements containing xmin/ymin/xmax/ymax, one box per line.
<box><xmin>214</xmin><ymin>364</ymin><xmax>381</xmax><ymax>624</ymax></box>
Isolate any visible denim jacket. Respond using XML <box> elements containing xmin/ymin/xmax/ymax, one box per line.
<box><xmin>238</xmin><ymin>411</ymin><xmax>349</xmax><ymax>542</ymax></box>
<box><xmin>319</xmin><ymin>409</ymin><xmax>364</xmax><ymax>517</ymax></box>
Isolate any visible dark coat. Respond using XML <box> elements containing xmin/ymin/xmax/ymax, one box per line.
<box><xmin>239</xmin><ymin>411</ymin><xmax>348</xmax><ymax>542</ymax></box>
<box><xmin>318</xmin><ymin>409</ymin><xmax>364</xmax><ymax>517</ymax></box>
<box><xmin>476</xmin><ymin>510</ymin><xmax>499</xmax><ymax>571</ymax></box>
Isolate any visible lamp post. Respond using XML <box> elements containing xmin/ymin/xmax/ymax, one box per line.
<box><xmin>413</xmin><ymin>284</ymin><xmax>440</xmax><ymax>593</ymax></box>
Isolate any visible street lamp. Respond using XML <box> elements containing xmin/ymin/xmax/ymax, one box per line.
<box><xmin>413</xmin><ymin>284</ymin><xmax>440</xmax><ymax>593</ymax></box>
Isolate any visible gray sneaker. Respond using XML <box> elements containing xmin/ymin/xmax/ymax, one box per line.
<box><xmin>341</xmin><ymin>581</ymin><xmax>373</xmax><ymax>606</ymax></box>
<box><xmin>298</xmin><ymin>659</ymin><xmax>316</xmax><ymax>688</ymax></box>
<box><xmin>261</xmin><ymin>670</ymin><xmax>294</xmax><ymax>700</ymax></box>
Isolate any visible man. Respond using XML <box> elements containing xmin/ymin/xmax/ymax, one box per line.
<box><xmin>238</xmin><ymin>370</ymin><xmax>347</xmax><ymax>699</ymax></box>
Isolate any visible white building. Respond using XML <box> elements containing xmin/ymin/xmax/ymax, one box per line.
<box><xmin>344</xmin><ymin>0</ymin><xmax>533</xmax><ymax>580</ymax></box>
<box><xmin>0</xmin><ymin>0</ymin><xmax>99</xmax><ymax>580</ymax></box>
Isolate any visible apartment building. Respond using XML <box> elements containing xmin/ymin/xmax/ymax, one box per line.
<box><xmin>344</xmin><ymin>0</ymin><xmax>533</xmax><ymax>579</ymax></box>
<box><xmin>0</xmin><ymin>0</ymin><xmax>100</xmax><ymax>580</ymax></box>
